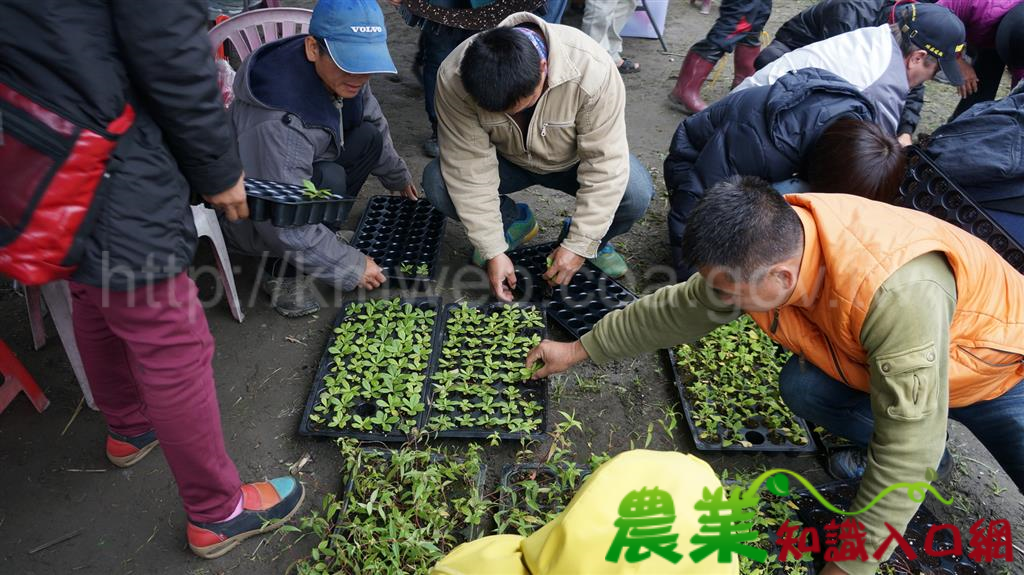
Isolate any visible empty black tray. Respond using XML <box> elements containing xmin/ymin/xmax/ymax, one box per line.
<box><xmin>794</xmin><ymin>480</ymin><xmax>985</xmax><ymax>574</ymax></box>
<box><xmin>422</xmin><ymin>302</ymin><xmax>549</xmax><ymax>441</ymax></box>
<box><xmin>898</xmin><ymin>147</ymin><xmax>1024</xmax><ymax>274</ymax></box>
<box><xmin>245</xmin><ymin>178</ymin><xmax>355</xmax><ymax>227</ymax></box>
<box><xmin>667</xmin><ymin>348</ymin><xmax>816</xmax><ymax>454</ymax></box>
<box><xmin>507</xmin><ymin>241</ymin><xmax>638</xmax><ymax>338</ymax></box>
<box><xmin>352</xmin><ymin>196</ymin><xmax>447</xmax><ymax>287</ymax></box>
<box><xmin>298</xmin><ymin>297</ymin><xmax>443</xmax><ymax>441</ymax></box>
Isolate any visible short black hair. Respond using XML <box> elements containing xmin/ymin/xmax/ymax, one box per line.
<box><xmin>804</xmin><ymin>118</ymin><xmax>906</xmax><ymax>203</ymax></box>
<box><xmin>459</xmin><ymin>27</ymin><xmax>542</xmax><ymax>112</ymax></box>
<box><xmin>681</xmin><ymin>176</ymin><xmax>804</xmax><ymax>280</ymax></box>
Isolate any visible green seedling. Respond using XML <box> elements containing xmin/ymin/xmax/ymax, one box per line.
<box><xmin>676</xmin><ymin>316</ymin><xmax>810</xmax><ymax>448</ymax></box>
<box><xmin>301</xmin><ymin>179</ymin><xmax>334</xmax><ymax>200</ymax></box>
<box><xmin>427</xmin><ymin>304</ymin><xmax>545</xmax><ymax>437</ymax></box>
<box><xmin>290</xmin><ymin>440</ymin><xmax>489</xmax><ymax>574</ymax></box>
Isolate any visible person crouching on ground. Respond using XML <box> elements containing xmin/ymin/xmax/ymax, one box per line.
<box><xmin>527</xmin><ymin>177</ymin><xmax>1024</xmax><ymax>575</ymax></box>
<box><xmin>422</xmin><ymin>12</ymin><xmax>656</xmax><ymax>300</ymax></box>
<box><xmin>224</xmin><ymin>0</ymin><xmax>417</xmax><ymax>317</ymax></box>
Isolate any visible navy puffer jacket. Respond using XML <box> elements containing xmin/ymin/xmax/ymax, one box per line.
<box><xmin>664</xmin><ymin>68</ymin><xmax>876</xmax><ymax>247</ymax></box>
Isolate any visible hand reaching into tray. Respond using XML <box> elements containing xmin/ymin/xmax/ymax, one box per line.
<box><xmin>525</xmin><ymin>339</ymin><xmax>589</xmax><ymax>379</ymax></box>
<box><xmin>395</xmin><ymin>182</ymin><xmax>418</xmax><ymax>202</ymax></box>
<box><xmin>360</xmin><ymin>256</ymin><xmax>386</xmax><ymax>290</ymax></box>
<box><xmin>487</xmin><ymin>253</ymin><xmax>517</xmax><ymax>302</ymax></box>
<box><xmin>542</xmin><ymin>246</ymin><xmax>584</xmax><ymax>286</ymax></box>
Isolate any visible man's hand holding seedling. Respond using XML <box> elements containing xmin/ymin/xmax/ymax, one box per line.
<box><xmin>487</xmin><ymin>253</ymin><xmax>518</xmax><ymax>302</ymax></box>
<box><xmin>543</xmin><ymin>246</ymin><xmax>584</xmax><ymax>285</ymax></box>
<box><xmin>526</xmin><ymin>339</ymin><xmax>589</xmax><ymax>379</ymax></box>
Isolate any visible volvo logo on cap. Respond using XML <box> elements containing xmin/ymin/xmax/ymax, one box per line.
<box><xmin>350</xmin><ymin>26</ymin><xmax>383</xmax><ymax>33</ymax></box>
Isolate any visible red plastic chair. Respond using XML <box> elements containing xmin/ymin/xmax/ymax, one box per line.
<box><xmin>0</xmin><ymin>340</ymin><xmax>49</xmax><ymax>414</ymax></box>
<box><xmin>209</xmin><ymin>7</ymin><xmax>313</xmax><ymax>62</ymax></box>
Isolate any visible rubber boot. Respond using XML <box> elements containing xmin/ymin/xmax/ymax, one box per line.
<box><xmin>732</xmin><ymin>43</ymin><xmax>760</xmax><ymax>88</ymax></box>
<box><xmin>667</xmin><ymin>51</ymin><xmax>716</xmax><ymax>115</ymax></box>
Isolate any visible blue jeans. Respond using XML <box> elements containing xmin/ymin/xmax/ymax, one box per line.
<box><xmin>778</xmin><ymin>356</ymin><xmax>1024</xmax><ymax>491</ymax></box>
<box><xmin>422</xmin><ymin>154</ymin><xmax>655</xmax><ymax>248</ymax></box>
<box><xmin>541</xmin><ymin>0</ymin><xmax>568</xmax><ymax>23</ymax></box>
<box><xmin>421</xmin><ymin>26</ymin><xmax>474</xmax><ymax>131</ymax></box>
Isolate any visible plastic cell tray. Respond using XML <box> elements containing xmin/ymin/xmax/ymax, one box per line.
<box><xmin>666</xmin><ymin>348</ymin><xmax>817</xmax><ymax>454</ymax></box>
<box><xmin>423</xmin><ymin>303</ymin><xmax>549</xmax><ymax>441</ymax></box>
<box><xmin>722</xmin><ymin>480</ymin><xmax>818</xmax><ymax>575</ymax></box>
<box><xmin>898</xmin><ymin>147</ymin><xmax>1024</xmax><ymax>274</ymax></box>
<box><xmin>507</xmin><ymin>241</ymin><xmax>638</xmax><ymax>338</ymax></box>
<box><xmin>337</xmin><ymin>448</ymin><xmax>487</xmax><ymax>542</ymax></box>
<box><xmin>351</xmin><ymin>196</ymin><xmax>447</xmax><ymax>287</ymax></box>
<box><xmin>794</xmin><ymin>481</ymin><xmax>985</xmax><ymax>575</ymax></box>
<box><xmin>245</xmin><ymin>178</ymin><xmax>355</xmax><ymax>227</ymax></box>
<box><xmin>497</xmin><ymin>462</ymin><xmax>592</xmax><ymax>516</ymax></box>
<box><xmin>298</xmin><ymin>296</ymin><xmax>443</xmax><ymax>442</ymax></box>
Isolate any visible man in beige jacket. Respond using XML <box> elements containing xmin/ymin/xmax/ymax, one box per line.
<box><xmin>422</xmin><ymin>12</ymin><xmax>655</xmax><ymax>300</ymax></box>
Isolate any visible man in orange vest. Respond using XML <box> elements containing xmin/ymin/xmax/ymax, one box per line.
<box><xmin>527</xmin><ymin>176</ymin><xmax>1024</xmax><ymax>575</ymax></box>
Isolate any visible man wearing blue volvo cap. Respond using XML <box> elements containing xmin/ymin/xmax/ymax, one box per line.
<box><xmin>224</xmin><ymin>0</ymin><xmax>417</xmax><ymax>317</ymax></box>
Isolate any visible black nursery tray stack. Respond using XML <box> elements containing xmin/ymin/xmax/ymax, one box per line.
<box><xmin>898</xmin><ymin>147</ymin><xmax>1024</xmax><ymax>274</ymax></box>
<box><xmin>667</xmin><ymin>349</ymin><xmax>816</xmax><ymax>454</ymax></box>
<box><xmin>352</xmin><ymin>196</ymin><xmax>447</xmax><ymax>287</ymax></box>
<box><xmin>794</xmin><ymin>481</ymin><xmax>985</xmax><ymax>575</ymax></box>
<box><xmin>423</xmin><ymin>303</ymin><xmax>549</xmax><ymax>441</ymax></box>
<box><xmin>245</xmin><ymin>178</ymin><xmax>355</xmax><ymax>227</ymax></box>
<box><xmin>507</xmin><ymin>241</ymin><xmax>637</xmax><ymax>338</ymax></box>
<box><xmin>298</xmin><ymin>297</ymin><xmax>442</xmax><ymax>442</ymax></box>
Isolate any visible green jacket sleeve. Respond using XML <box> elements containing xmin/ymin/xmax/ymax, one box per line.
<box><xmin>844</xmin><ymin>252</ymin><xmax>956</xmax><ymax>575</ymax></box>
<box><xmin>580</xmin><ymin>273</ymin><xmax>739</xmax><ymax>364</ymax></box>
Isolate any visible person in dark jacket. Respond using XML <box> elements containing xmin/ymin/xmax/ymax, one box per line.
<box><xmin>664</xmin><ymin>68</ymin><xmax>904</xmax><ymax>278</ymax></box>
<box><xmin>926</xmin><ymin>89</ymin><xmax>1024</xmax><ymax>244</ymax></box>
<box><xmin>666</xmin><ymin>0</ymin><xmax>772</xmax><ymax>115</ymax></box>
<box><xmin>755</xmin><ymin>0</ymin><xmax>926</xmax><ymax>144</ymax></box>
<box><xmin>225</xmin><ymin>0</ymin><xmax>415</xmax><ymax>318</ymax></box>
<box><xmin>0</xmin><ymin>0</ymin><xmax>303</xmax><ymax>558</ymax></box>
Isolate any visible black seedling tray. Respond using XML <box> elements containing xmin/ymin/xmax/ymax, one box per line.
<box><xmin>666</xmin><ymin>348</ymin><xmax>816</xmax><ymax>454</ymax></box>
<box><xmin>423</xmin><ymin>303</ymin><xmax>549</xmax><ymax>441</ymax></box>
<box><xmin>809</xmin><ymin>422</ymin><xmax>855</xmax><ymax>453</ymax></box>
<box><xmin>352</xmin><ymin>195</ymin><xmax>447</xmax><ymax>288</ymax></box>
<box><xmin>899</xmin><ymin>147</ymin><xmax>1024</xmax><ymax>274</ymax></box>
<box><xmin>298</xmin><ymin>296</ymin><xmax>443</xmax><ymax>442</ymax></box>
<box><xmin>722</xmin><ymin>480</ymin><xmax>818</xmax><ymax>575</ymax></box>
<box><xmin>497</xmin><ymin>462</ymin><xmax>592</xmax><ymax>522</ymax></box>
<box><xmin>507</xmin><ymin>241</ymin><xmax>638</xmax><ymax>339</ymax></box>
<box><xmin>245</xmin><ymin>178</ymin><xmax>355</xmax><ymax>227</ymax></box>
<box><xmin>794</xmin><ymin>480</ymin><xmax>985</xmax><ymax>575</ymax></box>
<box><xmin>337</xmin><ymin>448</ymin><xmax>488</xmax><ymax>543</ymax></box>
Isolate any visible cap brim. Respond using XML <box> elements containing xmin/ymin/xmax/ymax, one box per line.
<box><xmin>325</xmin><ymin>40</ymin><xmax>397</xmax><ymax>75</ymax></box>
<box><xmin>938</xmin><ymin>55</ymin><xmax>963</xmax><ymax>86</ymax></box>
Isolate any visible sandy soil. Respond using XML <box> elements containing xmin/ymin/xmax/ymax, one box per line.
<box><xmin>0</xmin><ymin>1</ymin><xmax>1020</xmax><ymax>573</ymax></box>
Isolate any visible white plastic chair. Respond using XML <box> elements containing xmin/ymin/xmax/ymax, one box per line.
<box><xmin>24</xmin><ymin>281</ymin><xmax>97</xmax><ymax>410</ymax></box>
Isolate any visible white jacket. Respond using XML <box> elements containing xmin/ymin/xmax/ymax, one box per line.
<box><xmin>734</xmin><ymin>24</ymin><xmax>909</xmax><ymax>135</ymax></box>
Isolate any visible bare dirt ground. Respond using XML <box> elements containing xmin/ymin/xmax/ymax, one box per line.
<box><xmin>0</xmin><ymin>1</ymin><xmax>1020</xmax><ymax>574</ymax></box>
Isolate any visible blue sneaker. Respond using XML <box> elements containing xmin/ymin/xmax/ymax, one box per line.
<box><xmin>558</xmin><ymin>217</ymin><xmax>628</xmax><ymax>278</ymax></box>
<box><xmin>828</xmin><ymin>448</ymin><xmax>952</xmax><ymax>481</ymax></box>
<box><xmin>472</xmin><ymin>203</ymin><xmax>538</xmax><ymax>266</ymax></box>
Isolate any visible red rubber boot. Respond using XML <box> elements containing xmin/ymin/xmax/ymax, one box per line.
<box><xmin>732</xmin><ymin>43</ymin><xmax>761</xmax><ymax>88</ymax></box>
<box><xmin>667</xmin><ymin>51</ymin><xmax>716</xmax><ymax>115</ymax></box>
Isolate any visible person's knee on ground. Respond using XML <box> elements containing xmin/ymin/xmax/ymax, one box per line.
<box><xmin>607</xmin><ymin>155</ymin><xmax>656</xmax><ymax>236</ymax></box>
<box><xmin>337</xmin><ymin>122</ymin><xmax>384</xmax><ymax>196</ymax></box>
<box><xmin>803</xmin><ymin>119</ymin><xmax>906</xmax><ymax>203</ymax></box>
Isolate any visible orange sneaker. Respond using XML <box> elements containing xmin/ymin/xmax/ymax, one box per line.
<box><xmin>187</xmin><ymin>477</ymin><xmax>305</xmax><ymax>559</ymax></box>
<box><xmin>106</xmin><ymin>429</ymin><xmax>159</xmax><ymax>468</ymax></box>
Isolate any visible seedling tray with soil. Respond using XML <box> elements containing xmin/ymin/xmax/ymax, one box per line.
<box><xmin>495</xmin><ymin>462</ymin><xmax>592</xmax><ymax>536</ymax></box>
<box><xmin>668</xmin><ymin>316</ymin><xmax>815</xmax><ymax>453</ymax></box>
<box><xmin>898</xmin><ymin>146</ymin><xmax>1024</xmax><ymax>273</ymax></box>
<box><xmin>794</xmin><ymin>480</ymin><xmax>985</xmax><ymax>575</ymax></box>
<box><xmin>723</xmin><ymin>472</ymin><xmax>817</xmax><ymax>575</ymax></box>
<box><xmin>423</xmin><ymin>302</ymin><xmax>548</xmax><ymax>441</ymax></box>
<box><xmin>351</xmin><ymin>195</ymin><xmax>447</xmax><ymax>288</ymax></box>
<box><xmin>289</xmin><ymin>441</ymin><xmax>490</xmax><ymax>574</ymax></box>
<box><xmin>298</xmin><ymin>297</ymin><xmax>442</xmax><ymax>441</ymax></box>
<box><xmin>507</xmin><ymin>241</ymin><xmax>638</xmax><ymax>338</ymax></box>
<box><xmin>245</xmin><ymin>178</ymin><xmax>355</xmax><ymax>227</ymax></box>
